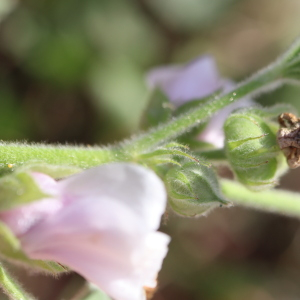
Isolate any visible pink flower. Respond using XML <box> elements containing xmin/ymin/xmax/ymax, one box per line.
<box><xmin>146</xmin><ymin>56</ymin><xmax>253</xmax><ymax>148</ymax></box>
<box><xmin>0</xmin><ymin>163</ymin><xmax>170</xmax><ymax>300</ymax></box>
<box><xmin>146</xmin><ymin>55</ymin><xmax>222</xmax><ymax>106</ymax></box>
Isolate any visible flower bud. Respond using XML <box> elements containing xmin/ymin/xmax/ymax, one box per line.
<box><xmin>166</xmin><ymin>161</ymin><xmax>229</xmax><ymax>217</ymax></box>
<box><xmin>224</xmin><ymin>108</ymin><xmax>287</xmax><ymax>191</ymax></box>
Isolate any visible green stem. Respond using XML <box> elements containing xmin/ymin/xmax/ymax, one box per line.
<box><xmin>125</xmin><ymin>64</ymin><xmax>283</xmax><ymax>153</ymax></box>
<box><xmin>0</xmin><ymin>263</ymin><xmax>35</xmax><ymax>300</ymax></box>
<box><xmin>0</xmin><ymin>143</ymin><xmax>124</xmax><ymax>171</ymax></box>
<box><xmin>221</xmin><ymin>179</ymin><xmax>300</xmax><ymax>218</ymax></box>
<box><xmin>0</xmin><ymin>57</ymin><xmax>284</xmax><ymax>169</ymax></box>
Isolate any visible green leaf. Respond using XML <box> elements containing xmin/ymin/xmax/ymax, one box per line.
<box><xmin>140</xmin><ymin>89</ymin><xmax>173</xmax><ymax>130</ymax></box>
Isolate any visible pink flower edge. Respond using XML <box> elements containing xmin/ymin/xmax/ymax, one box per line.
<box><xmin>0</xmin><ymin>163</ymin><xmax>170</xmax><ymax>300</ymax></box>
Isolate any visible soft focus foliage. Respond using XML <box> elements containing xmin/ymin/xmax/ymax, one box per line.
<box><xmin>2</xmin><ymin>0</ymin><xmax>300</xmax><ymax>300</ymax></box>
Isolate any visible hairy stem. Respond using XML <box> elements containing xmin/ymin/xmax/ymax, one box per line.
<box><xmin>221</xmin><ymin>179</ymin><xmax>300</xmax><ymax>218</ymax></box>
<box><xmin>125</xmin><ymin>64</ymin><xmax>283</xmax><ymax>153</ymax></box>
<box><xmin>0</xmin><ymin>263</ymin><xmax>35</xmax><ymax>300</ymax></box>
<box><xmin>0</xmin><ymin>143</ymin><xmax>123</xmax><ymax>171</ymax></box>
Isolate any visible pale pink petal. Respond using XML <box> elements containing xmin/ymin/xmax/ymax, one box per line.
<box><xmin>0</xmin><ymin>198</ymin><xmax>62</xmax><ymax>236</ymax></box>
<box><xmin>109</xmin><ymin>232</ymin><xmax>170</xmax><ymax>300</ymax></box>
<box><xmin>146</xmin><ymin>66</ymin><xmax>181</xmax><ymax>90</ymax></box>
<box><xmin>1</xmin><ymin>163</ymin><xmax>170</xmax><ymax>300</ymax></box>
<box><xmin>146</xmin><ymin>56</ymin><xmax>221</xmax><ymax>106</ymax></box>
<box><xmin>132</xmin><ymin>231</ymin><xmax>170</xmax><ymax>288</ymax></box>
<box><xmin>58</xmin><ymin>163</ymin><xmax>167</xmax><ymax>230</ymax></box>
<box><xmin>21</xmin><ymin>197</ymin><xmax>169</xmax><ymax>300</ymax></box>
<box><xmin>31</xmin><ymin>172</ymin><xmax>59</xmax><ymax>197</ymax></box>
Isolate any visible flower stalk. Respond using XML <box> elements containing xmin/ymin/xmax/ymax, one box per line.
<box><xmin>0</xmin><ymin>263</ymin><xmax>35</xmax><ymax>300</ymax></box>
<box><xmin>221</xmin><ymin>179</ymin><xmax>300</xmax><ymax>218</ymax></box>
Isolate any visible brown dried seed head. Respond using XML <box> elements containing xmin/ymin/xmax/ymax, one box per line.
<box><xmin>277</xmin><ymin>112</ymin><xmax>300</xmax><ymax>168</ymax></box>
<box><xmin>278</xmin><ymin>112</ymin><xmax>299</xmax><ymax>128</ymax></box>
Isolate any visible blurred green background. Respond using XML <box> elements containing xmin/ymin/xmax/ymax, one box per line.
<box><xmin>1</xmin><ymin>0</ymin><xmax>300</xmax><ymax>299</ymax></box>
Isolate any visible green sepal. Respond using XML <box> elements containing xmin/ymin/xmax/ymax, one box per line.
<box><xmin>133</xmin><ymin>140</ymin><xmax>208</xmax><ymax>168</ymax></box>
<box><xmin>0</xmin><ymin>160</ymin><xmax>83</xmax><ymax>211</ymax></box>
<box><xmin>166</xmin><ymin>161</ymin><xmax>230</xmax><ymax>217</ymax></box>
<box><xmin>139</xmin><ymin>148</ymin><xmax>202</xmax><ymax>164</ymax></box>
<box><xmin>0</xmin><ymin>171</ymin><xmax>50</xmax><ymax>211</ymax></box>
<box><xmin>0</xmin><ymin>221</ymin><xmax>66</xmax><ymax>275</ymax></box>
<box><xmin>18</xmin><ymin>162</ymin><xmax>82</xmax><ymax>179</ymax></box>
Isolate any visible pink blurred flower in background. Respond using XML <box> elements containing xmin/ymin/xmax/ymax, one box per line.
<box><xmin>0</xmin><ymin>163</ymin><xmax>170</xmax><ymax>300</ymax></box>
<box><xmin>146</xmin><ymin>55</ymin><xmax>253</xmax><ymax>148</ymax></box>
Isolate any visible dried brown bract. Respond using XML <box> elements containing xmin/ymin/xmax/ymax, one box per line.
<box><xmin>277</xmin><ymin>112</ymin><xmax>300</xmax><ymax>168</ymax></box>
<box><xmin>144</xmin><ymin>285</ymin><xmax>157</xmax><ymax>300</ymax></box>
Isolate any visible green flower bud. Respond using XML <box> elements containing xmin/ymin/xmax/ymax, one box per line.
<box><xmin>166</xmin><ymin>161</ymin><xmax>230</xmax><ymax>217</ymax></box>
<box><xmin>224</xmin><ymin>108</ymin><xmax>287</xmax><ymax>191</ymax></box>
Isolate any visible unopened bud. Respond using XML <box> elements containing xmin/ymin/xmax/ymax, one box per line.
<box><xmin>224</xmin><ymin>108</ymin><xmax>287</xmax><ymax>191</ymax></box>
<box><xmin>166</xmin><ymin>161</ymin><xmax>229</xmax><ymax>217</ymax></box>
